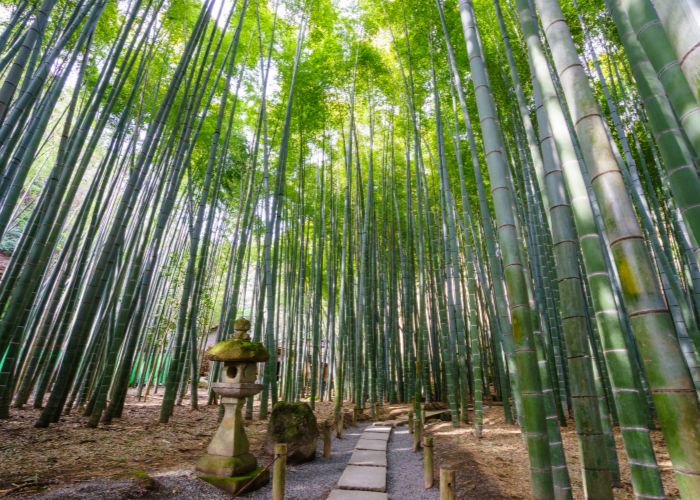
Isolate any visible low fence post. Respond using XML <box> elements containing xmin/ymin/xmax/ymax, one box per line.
<box><xmin>423</xmin><ymin>436</ymin><xmax>434</xmax><ymax>489</ymax></box>
<box><xmin>323</xmin><ymin>423</ymin><xmax>332</xmax><ymax>457</ymax></box>
<box><xmin>439</xmin><ymin>468</ymin><xmax>455</xmax><ymax>500</ymax></box>
<box><xmin>272</xmin><ymin>443</ymin><xmax>287</xmax><ymax>500</ymax></box>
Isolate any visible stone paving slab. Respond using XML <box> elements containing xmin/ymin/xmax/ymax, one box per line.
<box><xmin>328</xmin><ymin>489</ymin><xmax>389</xmax><ymax>500</ymax></box>
<box><xmin>365</xmin><ymin>426</ymin><xmax>392</xmax><ymax>433</ymax></box>
<box><xmin>355</xmin><ymin>438</ymin><xmax>388</xmax><ymax>451</ymax></box>
<box><xmin>361</xmin><ymin>431</ymin><xmax>390</xmax><ymax>441</ymax></box>
<box><xmin>375</xmin><ymin>419</ymin><xmax>400</xmax><ymax>428</ymax></box>
<box><xmin>337</xmin><ymin>465</ymin><xmax>387</xmax><ymax>492</ymax></box>
<box><xmin>348</xmin><ymin>449</ymin><xmax>387</xmax><ymax>467</ymax></box>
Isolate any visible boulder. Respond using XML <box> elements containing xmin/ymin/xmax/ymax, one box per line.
<box><xmin>265</xmin><ymin>402</ymin><xmax>319</xmax><ymax>463</ymax></box>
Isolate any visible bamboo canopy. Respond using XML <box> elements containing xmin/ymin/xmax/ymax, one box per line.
<box><xmin>0</xmin><ymin>0</ymin><xmax>698</xmax><ymax>498</ymax></box>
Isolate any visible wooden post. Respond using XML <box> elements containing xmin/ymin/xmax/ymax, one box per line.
<box><xmin>440</xmin><ymin>468</ymin><xmax>455</xmax><ymax>500</ymax></box>
<box><xmin>423</xmin><ymin>436</ymin><xmax>434</xmax><ymax>489</ymax></box>
<box><xmin>336</xmin><ymin>413</ymin><xmax>344</xmax><ymax>438</ymax></box>
<box><xmin>408</xmin><ymin>411</ymin><xmax>414</xmax><ymax>433</ymax></box>
<box><xmin>273</xmin><ymin>443</ymin><xmax>287</xmax><ymax>500</ymax></box>
<box><xmin>352</xmin><ymin>407</ymin><xmax>358</xmax><ymax>426</ymax></box>
<box><xmin>323</xmin><ymin>423</ymin><xmax>332</xmax><ymax>457</ymax></box>
<box><xmin>413</xmin><ymin>413</ymin><xmax>423</xmax><ymax>452</ymax></box>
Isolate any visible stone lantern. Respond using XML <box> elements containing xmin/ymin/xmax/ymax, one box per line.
<box><xmin>196</xmin><ymin>318</ymin><xmax>270</xmax><ymax>495</ymax></box>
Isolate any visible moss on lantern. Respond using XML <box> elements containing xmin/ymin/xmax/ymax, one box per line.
<box><xmin>205</xmin><ymin>339</ymin><xmax>269</xmax><ymax>363</ymax></box>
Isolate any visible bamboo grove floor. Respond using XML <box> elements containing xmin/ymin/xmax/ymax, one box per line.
<box><xmin>0</xmin><ymin>390</ymin><xmax>679</xmax><ymax>498</ymax></box>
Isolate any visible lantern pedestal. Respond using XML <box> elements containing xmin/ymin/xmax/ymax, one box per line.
<box><xmin>196</xmin><ymin>318</ymin><xmax>270</xmax><ymax>495</ymax></box>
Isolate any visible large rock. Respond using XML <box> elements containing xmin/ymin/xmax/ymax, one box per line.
<box><xmin>265</xmin><ymin>402</ymin><xmax>319</xmax><ymax>463</ymax></box>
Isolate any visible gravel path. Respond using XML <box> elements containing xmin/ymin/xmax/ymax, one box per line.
<box><xmin>387</xmin><ymin>428</ymin><xmax>439</xmax><ymax>500</ymax></box>
<box><xmin>239</xmin><ymin>424</ymin><xmax>366</xmax><ymax>499</ymax></box>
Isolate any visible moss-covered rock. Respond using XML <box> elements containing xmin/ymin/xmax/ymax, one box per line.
<box><xmin>265</xmin><ymin>402</ymin><xmax>319</xmax><ymax>464</ymax></box>
<box><xmin>205</xmin><ymin>339</ymin><xmax>269</xmax><ymax>362</ymax></box>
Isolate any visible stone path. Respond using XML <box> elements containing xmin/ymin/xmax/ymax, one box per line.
<box><xmin>382</xmin><ymin>408</ymin><xmax>450</xmax><ymax>428</ymax></box>
<box><xmin>327</xmin><ymin>423</ymin><xmax>393</xmax><ymax>499</ymax></box>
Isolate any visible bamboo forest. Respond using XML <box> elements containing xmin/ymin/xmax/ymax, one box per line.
<box><xmin>1</xmin><ymin>0</ymin><xmax>700</xmax><ymax>498</ymax></box>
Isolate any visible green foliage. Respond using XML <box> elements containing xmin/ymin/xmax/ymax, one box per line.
<box><xmin>164</xmin><ymin>0</ymin><xmax>202</xmax><ymax>38</ymax></box>
<box><xmin>93</xmin><ymin>0</ymin><xmax>121</xmax><ymax>47</ymax></box>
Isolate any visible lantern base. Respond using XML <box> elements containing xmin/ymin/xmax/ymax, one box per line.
<box><xmin>198</xmin><ymin>467</ymin><xmax>269</xmax><ymax>495</ymax></box>
<box><xmin>195</xmin><ymin>451</ymin><xmax>258</xmax><ymax>476</ymax></box>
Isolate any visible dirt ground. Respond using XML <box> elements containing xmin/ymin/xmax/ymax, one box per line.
<box><xmin>0</xmin><ymin>393</ymin><xmax>680</xmax><ymax>498</ymax></box>
<box><xmin>0</xmin><ymin>390</ymin><xmax>354</xmax><ymax>497</ymax></box>
<box><xmin>425</xmin><ymin>404</ymin><xmax>679</xmax><ymax>499</ymax></box>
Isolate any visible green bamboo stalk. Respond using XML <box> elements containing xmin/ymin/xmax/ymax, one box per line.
<box><xmin>536</xmin><ymin>0</ymin><xmax>700</xmax><ymax>495</ymax></box>
<box><xmin>457</xmin><ymin>1</ymin><xmax>553</xmax><ymax>496</ymax></box>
